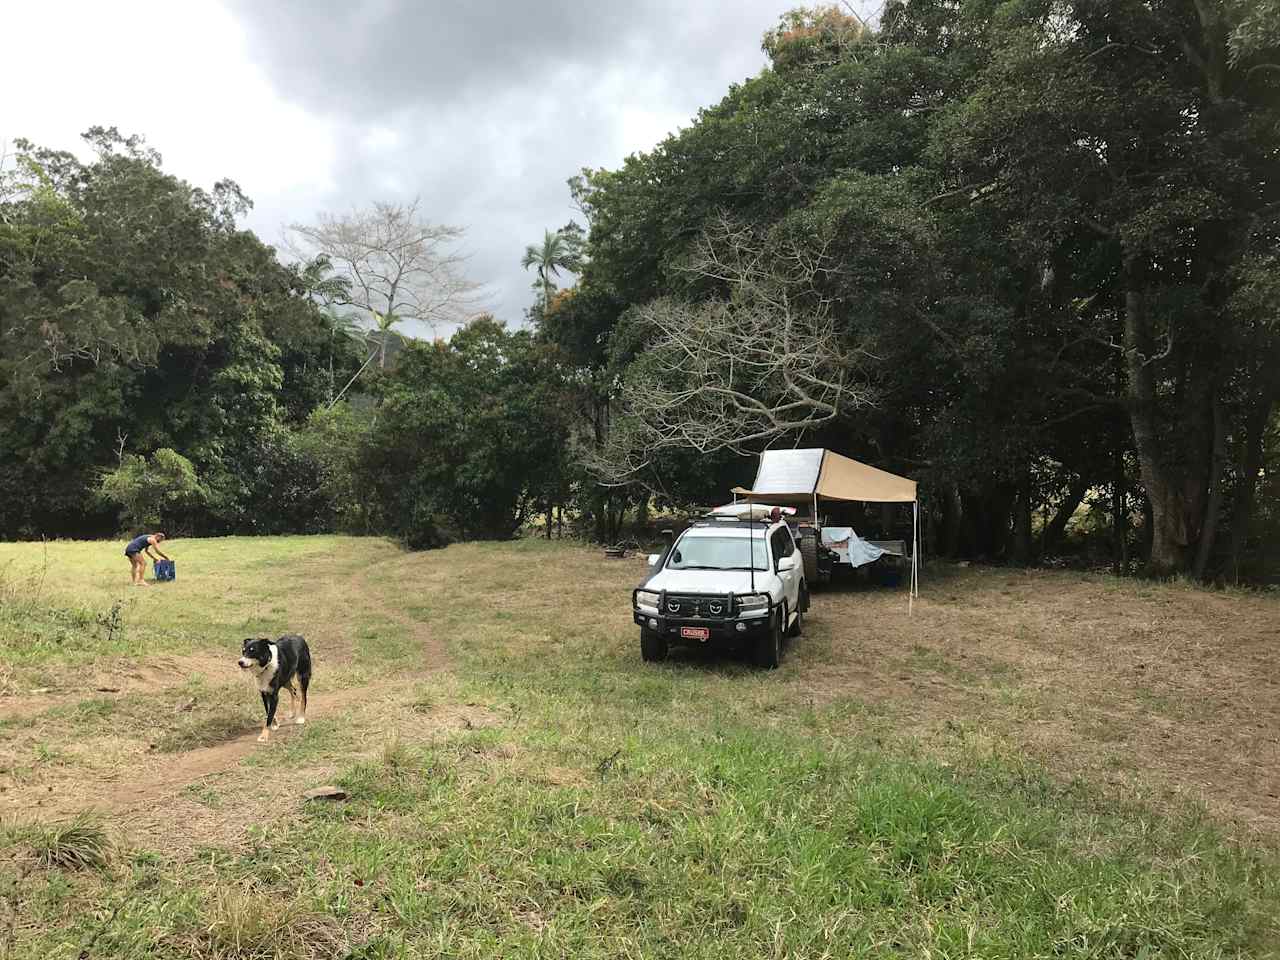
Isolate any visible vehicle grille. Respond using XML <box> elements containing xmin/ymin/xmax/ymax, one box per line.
<box><xmin>662</xmin><ymin>593</ymin><xmax>734</xmax><ymax>620</ymax></box>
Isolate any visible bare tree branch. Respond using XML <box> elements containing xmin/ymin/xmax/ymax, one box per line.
<box><xmin>286</xmin><ymin>198</ymin><xmax>485</xmax><ymax>366</ymax></box>
<box><xmin>588</xmin><ymin>215</ymin><xmax>872</xmax><ymax>485</ymax></box>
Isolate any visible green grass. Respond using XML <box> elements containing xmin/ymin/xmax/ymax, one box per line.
<box><xmin>0</xmin><ymin>537</ymin><xmax>1277</xmax><ymax>958</ymax></box>
<box><xmin>1</xmin><ymin>814</ymin><xmax>111</xmax><ymax>870</ymax></box>
<box><xmin>11</xmin><ymin>729</ymin><xmax>1274</xmax><ymax>958</ymax></box>
<box><xmin>15</xmin><ymin>681</ymin><xmax>259</xmax><ymax>754</ymax></box>
<box><xmin>0</xmin><ymin>535</ymin><xmax>386</xmax><ymax>678</ymax></box>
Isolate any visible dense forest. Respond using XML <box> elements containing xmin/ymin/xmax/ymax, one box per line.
<box><xmin>2</xmin><ymin>0</ymin><xmax>1277</xmax><ymax>580</ymax></box>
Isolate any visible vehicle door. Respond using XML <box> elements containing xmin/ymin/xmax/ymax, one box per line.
<box><xmin>770</xmin><ymin>527</ymin><xmax>800</xmax><ymax>618</ymax></box>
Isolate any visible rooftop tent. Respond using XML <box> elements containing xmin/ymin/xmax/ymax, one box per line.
<box><xmin>731</xmin><ymin>448</ymin><xmax>920</xmax><ymax>611</ymax></box>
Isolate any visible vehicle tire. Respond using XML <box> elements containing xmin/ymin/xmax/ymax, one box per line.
<box><xmin>754</xmin><ymin>610</ymin><xmax>782</xmax><ymax>670</ymax></box>
<box><xmin>786</xmin><ymin>598</ymin><xmax>804</xmax><ymax>638</ymax></box>
<box><xmin>799</xmin><ymin>532</ymin><xmax>820</xmax><ymax>583</ymax></box>
<box><xmin>640</xmin><ymin>627</ymin><xmax>668</xmax><ymax>663</ymax></box>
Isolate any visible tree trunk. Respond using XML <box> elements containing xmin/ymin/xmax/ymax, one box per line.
<box><xmin>1112</xmin><ymin>443</ymin><xmax>1128</xmax><ymax>576</ymax></box>
<box><xmin>608</xmin><ymin>499</ymin><xmax>625</xmax><ymax>543</ymax></box>
<box><xmin>634</xmin><ymin>497</ymin><xmax>650</xmax><ymax>537</ymax></box>
<box><xmin>1123</xmin><ymin>255</ymin><xmax>1197</xmax><ymax>575</ymax></box>
<box><xmin>1009</xmin><ymin>466</ymin><xmax>1033</xmax><ymax>565</ymax></box>
<box><xmin>544</xmin><ymin>500</ymin><xmax>553</xmax><ymax>540</ymax></box>
<box><xmin>879</xmin><ymin>502</ymin><xmax>895</xmax><ymax>538</ymax></box>
<box><xmin>594</xmin><ymin>492</ymin><xmax>607</xmax><ymax>542</ymax></box>
<box><xmin>1229</xmin><ymin>387</ymin><xmax>1276</xmax><ymax>582</ymax></box>
<box><xmin>1040</xmin><ymin>478</ymin><xmax>1088</xmax><ymax>558</ymax></box>
<box><xmin>940</xmin><ymin>484</ymin><xmax>962</xmax><ymax>558</ymax></box>
<box><xmin>984</xmin><ymin>486</ymin><xmax>1016</xmax><ymax>561</ymax></box>
<box><xmin>1192</xmin><ymin>394</ymin><xmax>1228</xmax><ymax>580</ymax></box>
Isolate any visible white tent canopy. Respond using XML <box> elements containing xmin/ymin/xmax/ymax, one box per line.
<box><xmin>732</xmin><ymin>447</ymin><xmax>916</xmax><ymax>505</ymax></box>
<box><xmin>732</xmin><ymin>448</ymin><xmax>920</xmax><ymax>611</ymax></box>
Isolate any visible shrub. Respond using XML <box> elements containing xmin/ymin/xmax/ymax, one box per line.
<box><xmin>97</xmin><ymin>448</ymin><xmax>205</xmax><ymax>532</ymax></box>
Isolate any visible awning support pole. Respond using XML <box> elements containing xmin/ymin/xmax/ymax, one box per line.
<box><xmin>909</xmin><ymin>499</ymin><xmax>919</xmax><ymax>616</ymax></box>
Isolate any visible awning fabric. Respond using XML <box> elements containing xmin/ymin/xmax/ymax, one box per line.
<box><xmin>731</xmin><ymin>448</ymin><xmax>916</xmax><ymax>505</ymax></box>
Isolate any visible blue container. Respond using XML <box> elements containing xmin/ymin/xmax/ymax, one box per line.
<box><xmin>153</xmin><ymin>559</ymin><xmax>176</xmax><ymax>582</ymax></box>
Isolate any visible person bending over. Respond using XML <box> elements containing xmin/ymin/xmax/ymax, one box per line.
<box><xmin>124</xmin><ymin>532</ymin><xmax>169</xmax><ymax>586</ymax></box>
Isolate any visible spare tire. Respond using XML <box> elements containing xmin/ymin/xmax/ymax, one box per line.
<box><xmin>799</xmin><ymin>530</ymin><xmax>820</xmax><ymax>582</ymax></box>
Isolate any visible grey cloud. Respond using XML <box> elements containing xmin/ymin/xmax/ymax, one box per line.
<box><xmin>229</xmin><ymin>1</ymin><xmax>879</xmax><ymax>327</ymax></box>
<box><xmin>228</xmin><ymin>1</ymin><xmax>779</xmax><ymax>115</ymax></box>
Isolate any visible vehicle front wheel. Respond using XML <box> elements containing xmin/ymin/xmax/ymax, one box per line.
<box><xmin>754</xmin><ymin>611</ymin><xmax>782</xmax><ymax>669</ymax></box>
<box><xmin>640</xmin><ymin>627</ymin><xmax>668</xmax><ymax>663</ymax></box>
<box><xmin>787</xmin><ymin>602</ymin><xmax>803</xmax><ymax>639</ymax></box>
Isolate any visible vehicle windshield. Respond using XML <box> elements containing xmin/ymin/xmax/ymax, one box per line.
<box><xmin>668</xmin><ymin>535</ymin><xmax>768</xmax><ymax>571</ymax></box>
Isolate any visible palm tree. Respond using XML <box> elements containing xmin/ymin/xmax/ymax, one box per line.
<box><xmin>324</xmin><ymin>309</ymin><xmax>374</xmax><ymax>407</ymax></box>
<box><xmin>521</xmin><ymin>227</ymin><xmax>583</xmax><ymax>305</ymax></box>
<box><xmin>370</xmin><ymin>310</ymin><xmax>404</xmax><ymax>369</ymax></box>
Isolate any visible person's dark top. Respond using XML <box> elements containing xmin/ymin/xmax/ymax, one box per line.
<box><xmin>124</xmin><ymin>534</ymin><xmax>151</xmax><ymax>557</ymax></box>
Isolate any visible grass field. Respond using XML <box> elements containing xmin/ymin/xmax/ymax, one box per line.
<box><xmin>1</xmin><ymin>536</ymin><xmax>1278</xmax><ymax>958</ymax></box>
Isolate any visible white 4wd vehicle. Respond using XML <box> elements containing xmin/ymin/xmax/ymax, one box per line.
<box><xmin>632</xmin><ymin>513</ymin><xmax>808</xmax><ymax>669</ymax></box>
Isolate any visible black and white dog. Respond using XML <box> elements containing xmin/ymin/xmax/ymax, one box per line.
<box><xmin>238</xmin><ymin>635</ymin><xmax>312</xmax><ymax>742</ymax></box>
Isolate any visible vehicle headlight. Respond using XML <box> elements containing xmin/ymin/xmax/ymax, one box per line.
<box><xmin>736</xmin><ymin>593</ymin><xmax>770</xmax><ymax>616</ymax></box>
<box><xmin>635</xmin><ymin>590</ymin><xmax>660</xmax><ymax>613</ymax></box>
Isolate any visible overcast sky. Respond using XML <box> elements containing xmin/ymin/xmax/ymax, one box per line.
<box><xmin>3</xmin><ymin>1</ymin><xmax>879</xmax><ymax>334</ymax></box>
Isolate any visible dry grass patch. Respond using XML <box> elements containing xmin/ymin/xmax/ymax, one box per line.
<box><xmin>801</xmin><ymin>566</ymin><xmax>1280</xmax><ymax>834</ymax></box>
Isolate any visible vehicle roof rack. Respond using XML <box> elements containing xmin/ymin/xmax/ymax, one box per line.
<box><xmin>691</xmin><ymin>516</ymin><xmax>771</xmax><ymax>528</ymax></box>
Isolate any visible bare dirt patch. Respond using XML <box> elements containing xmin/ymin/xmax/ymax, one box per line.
<box><xmin>0</xmin><ymin>651</ymin><xmax>232</xmax><ymax>721</ymax></box>
<box><xmin>7</xmin><ymin>672</ymin><xmax>478</xmax><ymax>855</ymax></box>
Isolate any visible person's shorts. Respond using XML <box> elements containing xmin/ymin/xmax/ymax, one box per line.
<box><xmin>125</xmin><ymin>548</ymin><xmax>141</xmax><ymax>559</ymax></box>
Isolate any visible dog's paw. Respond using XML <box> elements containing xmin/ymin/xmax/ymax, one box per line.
<box><xmin>295</xmin><ymin>716</ymin><xmax>306</xmax><ymax>725</ymax></box>
<box><xmin>271</xmin><ymin>722</ymin><xmax>280</xmax><ymax>730</ymax></box>
<box><xmin>257</xmin><ymin>731</ymin><xmax>270</xmax><ymax>743</ymax></box>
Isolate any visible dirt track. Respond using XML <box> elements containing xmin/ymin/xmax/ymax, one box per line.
<box><xmin>2</xmin><ymin>570</ymin><xmax>451</xmax><ymax>836</ymax></box>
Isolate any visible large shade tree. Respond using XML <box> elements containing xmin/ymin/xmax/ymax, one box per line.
<box><xmin>0</xmin><ymin>128</ymin><xmax>362</xmax><ymax>537</ymax></box>
<box><xmin>552</xmin><ymin>1</ymin><xmax>1280</xmax><ymax>576</ymax></box>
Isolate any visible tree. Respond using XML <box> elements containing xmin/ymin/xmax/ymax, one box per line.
<box><xmin>295</xmin><ymin>402</ymin><xmax>376</xmax><ymax>533</ymax></box>
<box><xmin>98</xmin><ymin>448</ymin><xmax>205</xmax><ymax>532</ymax></box>
<box><xmin>359</xmin><ymin>317</ymin><xmax>574</xmax><ymax>547</ymax></box>
<box><xmin>0</xmin><ymin>129</ymin><xmax>355</xmax><ymax>538</ymax></box>
<box><xmin>1228</xmin><ymin>0</ymin><xmax>1280</xmax><ymax>61</ymax></box>
<box><xmin>595</xmin><ymin>216</ymin><xmax>865</xmax><ymax>487</ymax></box>
<box><xmin>562</xmin><ymin>0</ymin><xmax>1280</xmax><ymax>578</ymax></box>
<box><xmin>934</xmin><ymin>0</ymin><xmax>1280</xmax><ymax>573</ymax></box>
<box><xmin>288</xmin><ymin>198</ymin><xmax>481</xmax><ymax>368</ymax></box>
<box><xmin>521</xmin><ymin>223</ymin><xmax>585</xmax><ymax>305</ymax></box>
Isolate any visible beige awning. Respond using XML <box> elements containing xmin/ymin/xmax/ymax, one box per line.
<box><xmin>732</xmin><ymin>448</ymin><xmax>916</xmax><ymax>505</ymax></box>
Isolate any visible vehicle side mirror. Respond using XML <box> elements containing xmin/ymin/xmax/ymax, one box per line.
<box><xmin>647</xmin><ymin>553</ymin><xmax>660</xmax><ymax>567</ymax></box>
<box><xmin>777</xmin><ymin>554</ymin><xmax>798</xmax><ymax>572</ymax></box>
